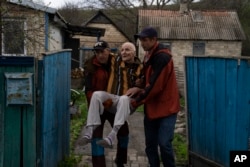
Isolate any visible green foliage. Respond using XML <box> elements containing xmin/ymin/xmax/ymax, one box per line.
<box><xmin>173</xmin><ymin>134</ymin><xmax>188</xmax><ymax>165</ymax></box>
<box><xmin>239</xmin><ymin>2</ymin><xmax>250</xmax><ymax>55</ymax></box>
<box><xmin>136</xmin><ymin>105</ymin><xmax>144</xmax><ymax>113</ymax></box>
<box><xmin>70</xmin><ymin>89</ymin><xmax>83</xmax><ymax>105</ymax></box>
<box><xmin>58</xmin><ymin>155</ymin><xmax>80</xmax><ymax>167</ymax></box>
<box><xmin>180</xmin><ymin>97</ymin><xmax>185</xmax><ymax>108</ymax></box>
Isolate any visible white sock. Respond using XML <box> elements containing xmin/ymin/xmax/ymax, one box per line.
<box><xmin>84</xmin><ymin>125</ymin><xmax>98</xmax><ymax>139</ymax></box>
<box><xmin>104</xmin><ymin>125</ymin><xmax>121</xmax><ymax>145</ymax></box>
<box><xmin>112</xmin><ymin>125</ymin><xmax>121</xmax><ymax>134</ymax></box>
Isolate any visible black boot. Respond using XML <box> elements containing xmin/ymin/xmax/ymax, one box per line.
<box><xmin>115</xmin><ymin>158</ymin><xmax>125</xmax><ymax>167</ymax></box>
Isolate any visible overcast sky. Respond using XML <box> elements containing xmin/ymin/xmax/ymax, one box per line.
<box><xmin>43</xmin><ymin>0</ymin><xmax>73</xmax><ymax>8</ymax></box>
<box><xmin>43</xmin><ymin>0</ymin><xmax>200</xmax><ymax>9</ymax></box>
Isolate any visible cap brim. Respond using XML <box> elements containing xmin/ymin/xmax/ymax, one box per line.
<box><xmin>93</xmin><ymin>47</ymin><xmax>105</xmax><ymax>50</ymax></box>
<box><xmin>134</xmin><ymin>33</ymin><xmax>148</xmax><ymax>39</ymax></box>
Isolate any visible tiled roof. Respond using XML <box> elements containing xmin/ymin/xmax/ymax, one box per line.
<box><xmin>138</xmin><ymin>9</ymin><xmax>246</xmax><ymax>40</ymax></box>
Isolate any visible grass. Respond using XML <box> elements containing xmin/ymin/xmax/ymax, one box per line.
<box><xmin>175</xmin><ymin>96</ymin><xmax>188</xmax><ymax>165</ymax></box>
<box><xmin>173</xmin><ymin>133</ymin><xmax>188</xmax><ymax>165</ymax></box>
<box><xmin>59</xmin><ymin>92</ymin><xmax>188</xmax><ymax>166</ymax></box>
<box><xmin>180</xmin><ymin>96</ymin><xmax>185</xmax><ymax>109</ymax></box>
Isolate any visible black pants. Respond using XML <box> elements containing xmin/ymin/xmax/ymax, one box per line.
<box><xmin>91</xmin><ymin>111</ymin><xmax>129</xmax><ymax>167</ymax></box>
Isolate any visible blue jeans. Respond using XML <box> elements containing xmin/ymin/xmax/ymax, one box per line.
<box><xmin>144</xmin><ymin>114</ymin><xmax>177</xmax><ymax>167</ymax></box>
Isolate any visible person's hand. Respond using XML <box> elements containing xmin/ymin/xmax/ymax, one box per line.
<box><xmin>130</xmin><ymin>99</ymin><xmax>138</xmax><ymax>109</ymax></box>
<box><xmin>130</xmin><ymin>99</ymin><xmax>142</xmax><ymax>113</ymax></box>
<box><xmin>126</xmin><ymin>87</ymin><xmax>142</xmax><ymax>97</ymax></box>
<box><xmin>102</xmin><ymin>99</ymin><xmax>113</xmax><ymax>110</ymax></box>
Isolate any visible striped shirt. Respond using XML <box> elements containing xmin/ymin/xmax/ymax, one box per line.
<box><xmin>107</xmin><ymin>55</ymin><xmax>143</xmax><ymax>96</ymax></box>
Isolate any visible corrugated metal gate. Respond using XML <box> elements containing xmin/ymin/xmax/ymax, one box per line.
<box><xmin>0</xmin><ymin>50</ymin><xmax>71</xmax><ymax>167</ymax></box>
<box><xmin>185</xmin><ymin>56</ymin><xmax>250</xmax><ymax>167</ymax></box>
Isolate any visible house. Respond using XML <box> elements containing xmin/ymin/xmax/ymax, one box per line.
<box><xmin>2</xmin><ymin>0</ymin><xmax>65</xmax><ymax>57</ymax></box>
<box><xmin>136</xmin><ymin>5</ymin><xmax>246</xmax><ymax>95</ymax></box>
<box><xmin>73</xmin><ymin>10</ymin><xmax>130</xmax><ymax>63</ymax></box>
<box><xmin>2</xmin><ymin>0</ymin><xmax>104</xmax><ymax>68</ymax></box>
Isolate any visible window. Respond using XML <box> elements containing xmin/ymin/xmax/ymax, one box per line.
<box><xmin>2</xmin><ymin>19</ymin><xmax>26</xmax><ymax>56</ymax></box>
<box><xmin>193</xmin><ymin>42</ymin><xmax>205</xmax><ymax>56</ymax></box>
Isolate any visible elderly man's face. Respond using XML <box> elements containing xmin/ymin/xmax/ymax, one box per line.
<box><xmin>94</xmin><ymin>48</ymin><xmax>110</xmax><ymax>64</ymax></box>
<box><xmin>120</xmin><ymin>43</ymin><xmax>135</xmax><ymax>63</ymax></box>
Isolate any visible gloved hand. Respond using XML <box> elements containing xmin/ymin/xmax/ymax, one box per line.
<box><xmin>102</xmin><ymin>99</ymin><xmax>113</xmax><ymax>110</ymax></box>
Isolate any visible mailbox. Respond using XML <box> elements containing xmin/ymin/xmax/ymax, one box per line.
<box><xmin>5</xmin><ymin>73</ymin><xmax>33</xmax><ymax>106</ymax></box>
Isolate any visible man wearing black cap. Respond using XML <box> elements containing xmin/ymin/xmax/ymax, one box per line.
<box><xmin>82</xmin><ymin>40</ymin><xmax>129</xmax><ymax>167</ymax></box>
<box><xmin>126</xmin><ymin>27</ymin><xmax>180</xmax><ymax>167</ymax></box>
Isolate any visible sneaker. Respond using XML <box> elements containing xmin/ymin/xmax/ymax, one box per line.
<box><xmin>96</xmin><ymin>137</ymin><xmax>113</xmax><ymax>149</ymax></box>
<box><xmin>77</xmin><ymin>135</ymin><xmax>91</xmax><ymax>146</ymax></box>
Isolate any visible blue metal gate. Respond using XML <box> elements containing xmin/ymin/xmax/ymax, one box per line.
<box><xmin>185</xmin><ymin>56</ymin><xmax>250</xmax><ymax>167</ymax></box>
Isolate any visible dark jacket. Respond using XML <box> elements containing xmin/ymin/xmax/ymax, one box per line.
<box><xmin>135</xmin><ymin>43</ymin><xmax>180</xmax><ymax>119</ymax></box>
<box><xmin>84</xmin><ymin>54</ymin><xmax>114</xmax><ymax>105</ymax></box>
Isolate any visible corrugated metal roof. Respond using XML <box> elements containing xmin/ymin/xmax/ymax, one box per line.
<box><xmin>138</xmin><ymin>9</ymin><xmax>246</xmax><ymax>40</ymax></box>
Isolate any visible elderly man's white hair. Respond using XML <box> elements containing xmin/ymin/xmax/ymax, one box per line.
<box><xmin>121</xmin><ymin>42</ymin><xmax>136</xmax><ymax>52</ymax></box>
